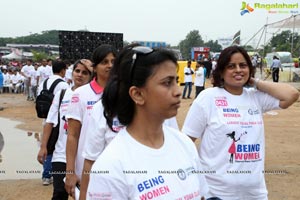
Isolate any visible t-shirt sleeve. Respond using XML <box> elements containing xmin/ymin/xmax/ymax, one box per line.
<box><xmin>253</xmin><ymin>90</ymin><xmax>280</xmax><ymax>112</ymax></box>
<box><xmin>66</xmin><ymin>91</ymin><xmax>84</xmax><ymax>123</ymax></box>
<box><xmin>182</xmin><ymin>93</ymin><xmax>208</xmax><ymax>139</ymax></box>
<box><xmin>46</xmin><ymin>90</ymin><xmax>61</xmax><ymax>127</ymax></box>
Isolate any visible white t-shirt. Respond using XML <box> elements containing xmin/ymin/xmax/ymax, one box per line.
<box><xmin>82</xmin><ymin>100</ymin><xmax>179</xmax><ymax>161</ymax></box>
<box><xmin>37</xmin><ymin>75</ymin><xmax>69</xmax><ymax>95</ymax></box>
<box><xmin>82</xmin><ymin>100</ymin><xmax>124</xmax><ymax>161</ymax></box>
<box><xmin>194</xmin><ymin>67</ymin><xmax>205</xmax><ymax>87</ymax></box>
<box><xmin>37</xmin><ymin>65</ymin><xmax>52</xmax><ymax>85</ymax></box>
<box><xmin>29</xmin><ymin>70</ymin><xmax>38</xmax><ymax>86</ymax></box>
<box><xmin>66</xmin><ymin>78</ymin><xmax>104</xmax><ymax>180</ymax></box>
<box><xmin>184</xmin><ymin>66</ymin><xmax>194</xmax><ymax>82</ymax></box>
<box><xmin>182</xmin><ymin>87</ymin><xmax>280</xmax><ymax>200</ymax></box>
<box><xmin>87</xmin><ymin>126</ymin><xmax>209</xmax><ymax>200</ymax></box>
<box><xmin>9</xmin><ymin>73</ymin><xmax>22</xmax><ymax>84</ymax></box>
<box><xmin>21</xmin><ymin>65</ymin><xmax>34</xmax><ymax>79</ymax></box>
<box><xmin>65</xmin><ymin>65</ymin><xmax>73</xmax><ymax>83</ymax></box>
<box><xmin>46</xmin><ymin>88</ymin><xmax>73</xmax><ymax>163</ymax></box>
<box><xmin>212</xmin><ymin>60</ymin><xmax>217</xmax><ymax>71</ymax></box>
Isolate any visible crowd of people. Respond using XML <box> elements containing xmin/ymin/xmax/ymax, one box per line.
<box><xmin>1</xmin><ymin>44</ymin><xmax>299</xmax><ymax>200</ymax></box>
<box><xmin>0</xmin><ymin>58</ymin><xmax>74</xmax><ymax>99</ymax></box>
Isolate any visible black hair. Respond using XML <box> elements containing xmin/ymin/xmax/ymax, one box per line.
<box><xmin>212</xmin><ymin>46</ymin><xmax>254</xmax><ymax>87</ymax></box>
<box><xmin>102</xmin><ymin>44</ymin><xmax>178</xmax><ymax>131</ymax></box>
<box><xmin>91</xmin><ymin>44</ymin><xmax>117</xmax><ymax>67</ymax></box>
<box><xmin>52</xmin><ymin>61</ymin><xmax>66</xmax><ymax>74</ymax></box>
<box><xmin>226</xmin><ymin>131</ymin><xmax>236</xmax><ymax>139</ymax></box>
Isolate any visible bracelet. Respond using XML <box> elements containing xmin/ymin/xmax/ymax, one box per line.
<box><xmin>253</xmin><ymin>78</ymin><xmax>260</xmax><ymax>90</ymax></box>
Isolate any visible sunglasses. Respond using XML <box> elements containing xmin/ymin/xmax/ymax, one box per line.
<box><xmin>129</xmin><ymin>46</ymin><xmax>154</xmax><ymax>83</ymax></box>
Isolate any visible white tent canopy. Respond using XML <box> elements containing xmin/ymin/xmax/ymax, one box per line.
<box><xmin>1</xmin><ymin>51</ymin><xmax>22</xmax><ymax>60</ymax></box>
<box><xmin>268</xmin><ymin>14</ymin><xmax>300</xmax><ymax>29</ymax></box>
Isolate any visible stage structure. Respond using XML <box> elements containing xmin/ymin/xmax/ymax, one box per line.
<box><xmin>58</xmin><ymin>30</ymin><xmax>123</xmax><ymax>60</ymax></box>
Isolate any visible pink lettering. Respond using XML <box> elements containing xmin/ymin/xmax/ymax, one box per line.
<box><xmin>71</xmin><ymin>96</ymin><xmax>79</xmax><ymax>103</ymax></box>
<box><xmin>235</xmin><ymin>153</ymin><xmax>243</xmax><ymax>160</ymax></box>
<box><xmin>139</xmin><ymin>186</ymin><xmax>170</xmax><ymax>200</ymax></box>
<box><xmin>223</xmin><ymin>113</ymin><xmax>241</xmax><ymax>117</ymax></box>
<box><xmin>215</xmin><ymin>100</ymin><xmax>228</xmax><ymax>106</ymax></box>
<box><xmin>235</xmin><ymin>153</ymin><xmax>260</xmax><ymax>160</ymax></box>
<box><xmin>244</xmin><ymin>153</ymin><xmax>260</xmax><ymax>160</ymax></box>
<box><xmin>184</xmin><ymin>193</ymin><xmax>194</xmax><ymax>200</ymax></box>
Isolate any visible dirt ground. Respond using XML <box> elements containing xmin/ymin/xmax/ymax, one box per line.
<box><xmin>0</xmin><ymin>82</ymin><xmax>299</xmax><ymax>200</ymax></box>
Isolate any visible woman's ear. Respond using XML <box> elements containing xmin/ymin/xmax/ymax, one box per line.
<box><xmin>129</xmin><ymin>86</ymin><xmax>145</xmax><ymax>105</ymax></box>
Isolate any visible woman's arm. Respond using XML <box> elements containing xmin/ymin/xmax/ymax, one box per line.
<box><xmin>65</xmin><ymin>119</ymin><xmax>81</xmax><ymax>198</ymax></box>
<box><xmin>251</xmin><ymin>78</ymin><xmax>299</xmax><ymax>109</ymax></box>
<box><xmin>79</xmin><ymin>159</ymin><xmax>95</xmax><ymax>200</ymax></box>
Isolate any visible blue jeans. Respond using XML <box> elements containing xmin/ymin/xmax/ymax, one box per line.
<box><xmin>182</xmin><ymin>82</ymin><xmax>192</xmax><ymax>98</ymax></box>
<box><xmin>42</xmin><ymin>154</ymin><xmax>52</xmax><ymax>179</ymax></box>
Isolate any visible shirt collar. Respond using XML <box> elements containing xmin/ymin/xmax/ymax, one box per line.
<box><xmin>90</xmin><ymin>78</ymin><xmax>104</xmax><ymax>94</ymax></box>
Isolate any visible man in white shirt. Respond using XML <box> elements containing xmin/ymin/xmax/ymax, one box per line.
<box><xmin>194</xmin><ymin>61</ymin><xmax>206</xmax><ymax>98</ymax></box>
<box><xmin>37</xmin><ymin>59</ymin><xmax>50</xmax><ymax>87</ymax></box>
<box><xmin>38</xmin><ymin>61</ymin><xmax>69</xmax><ymax>186</ymax></box>
<box><xmin>9</xmin><ymin>68</ymin><xmax>22</xmax><ymax>93</ymax></box>
<box><xmin>21</xmin><ymin>59</ymin><xmax>34</xmax><ymax>100</ymax></box>
<box><xmin>182</xmin><ymin>60</ymin><xmax>194</xmax><ymax>99</ymax></box>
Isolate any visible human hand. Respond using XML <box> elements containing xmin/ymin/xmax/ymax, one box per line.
<box><xmin>80</xmin><ymin>59</ymin><xmax>93</xmax><ymax>74</ymax></box>
<box><xmin>65</xmin><ymin>173</ymin><xmax>79</xmax><ymax>198</ymax></box>
<box><xmin>37</xmin><ymin>147</ymin><xmax>47</xmax><ymax>164</ymax></box>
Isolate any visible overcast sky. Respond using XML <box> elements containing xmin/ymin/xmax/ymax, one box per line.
<box><xmin>1</xmin><ymin>0</ymin><xmax>299</xmax><ymax>46</ymax></box>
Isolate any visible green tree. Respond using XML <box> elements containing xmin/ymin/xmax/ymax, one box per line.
<box><xmin>204</xmin><ymin>40</ymin><xmax>222</xmax><ymax>52</ymax></box>
<box><xmin>243</xmin><ymin>45</ymin><xmax>254</xmax><ymax>52</ymax></box>
<box><xmin>31</xmin><ymin>50</ymin><xmax>49</xmax><ymax>62</ymax></box>
<box><xmin>0</xmin><ymin>30</ymin><xmax>59</xmax><ymax>46</ymax></box>
<box><xmin>263</xmin><ymin>30</ymin><xmax>300</xmax><ymax>57</ymax></box>
<box><xmin>179</xmin><ymin>30</ymin><xmax>204</xmax><ymax>60</ymax></box>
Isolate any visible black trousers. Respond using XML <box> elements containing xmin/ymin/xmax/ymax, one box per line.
<box><xmin>52</xmin><ymin>162</ymin><xmax>68</xmax><ymax>200</ymax></box>
<box><xmin>195</xmin><ymin>86</ymin><xmax>205</xmax><ymax>98</ymax></box>
<box><xmin>272</xmin><ymin>68</ymin><xmax>279</xmax><ymax>82</ymax></box>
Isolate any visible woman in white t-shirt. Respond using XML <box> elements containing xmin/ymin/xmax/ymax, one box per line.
<box><xmin>79</xmin><ymin>101</ymin><xmax>179</xmax><ymax>199</ymax></box>
<box><xmin>64</xmin><ymin>44</ymin><xmax>117</xmax><ymax>198</ymax></box>
<box><xmin>182</xmin><ymin>46</ymin><xmax>299</xmax><ymax>200</ymax></box>
<box><xmin>37</xmin><ymin>59</ymin><xmax>92</xmax><ymax>200</ymax></box>
<box><xmin>87</xmin><ymin>45</ymin><xmax>209</xmax><ymax>200</ymax></box>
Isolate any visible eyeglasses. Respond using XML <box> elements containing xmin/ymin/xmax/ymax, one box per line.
<box><xmin>226</xmin><ymin>62</ymin><xmax>248</xmax><ymax>70</ymax></box>
<box><xmin>129</xmin><ymin>46</ymin><xmax>154</xmax><ymax>83</ymax></box>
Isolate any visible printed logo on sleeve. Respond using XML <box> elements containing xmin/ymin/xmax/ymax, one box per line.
<box><xmin>71</xmin><ymin>94</ymin><xmax>79</xmax><ymax>103</ymax></box>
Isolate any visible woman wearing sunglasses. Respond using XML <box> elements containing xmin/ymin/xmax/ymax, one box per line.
<box><xmin>87</xmin><ymin>45</ymin><xmax>209</xmax><ymax>199</ymax></box>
